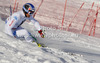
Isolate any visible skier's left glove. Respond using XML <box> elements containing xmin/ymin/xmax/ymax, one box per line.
<box><xmin>38</xmin><ymin>30</ymin><xmax>45</xmax><ymax>38</ymax></box>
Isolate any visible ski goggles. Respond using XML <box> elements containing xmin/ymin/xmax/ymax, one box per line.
<box><xmin>28</xmin><ymin>10</ymin><xmax>35</xmax><ymax>15</ymax></box>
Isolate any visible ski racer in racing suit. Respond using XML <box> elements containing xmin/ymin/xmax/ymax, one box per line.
<box><xmin>5</xmin><ymin>3</ymin><xmax>44</xmax><ymax>42</ymax></box>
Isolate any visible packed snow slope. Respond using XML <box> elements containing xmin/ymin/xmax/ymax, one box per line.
<box><xmin>0</xmin><ymin>18</ymin><xmax>89</xmax><ymax>63</ymax></box>
<box><xmin>1</xmin><ymin>0</ymin><xmax>100</xmax><ymax>63</ymax></box>
<box><xmin>0</xmin><ymin>16</ymin><xmax>100</xmax><ymax>63</ymax></box>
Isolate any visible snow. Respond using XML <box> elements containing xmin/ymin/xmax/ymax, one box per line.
<box><xmin>0</xmin><ymin>18</ymin><xmax>89</xmax><ymax>63</ymax></box>
<box><xmin>1</xmin><ymin>0</ymin><xmax>100</xmax><ymax>63</ymax></box>
<box><xmin>1</xmin><ymin>17</ymin><xmax>100</xmax><ymax>63</ymax></box>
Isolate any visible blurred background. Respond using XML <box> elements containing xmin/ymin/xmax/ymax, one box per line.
<box><xmin>0</xmin><ymin>0</ymin><xmax>100</xmax><ymax>38</ymax></box>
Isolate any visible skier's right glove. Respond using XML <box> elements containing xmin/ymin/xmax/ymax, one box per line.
<box><xmin>38</xmin><ymin>30</ymin><xmax>45</xmax><ymax>38</ymax></box>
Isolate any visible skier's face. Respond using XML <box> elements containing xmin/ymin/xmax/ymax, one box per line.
<box><xmin>26</xmin><ymin>11</ymin><xmax>34</xmax><ymax>17</ymax></box>
<box><xmin>26</xmin><ymin>13</ymin><xmax>30</xmax><ymax>17</ymax></box>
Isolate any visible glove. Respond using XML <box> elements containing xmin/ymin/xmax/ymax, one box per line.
<box><xmin>38</xmin><ymin>30</ymin><xmax>45</xmax><ymax>38</ymax></box>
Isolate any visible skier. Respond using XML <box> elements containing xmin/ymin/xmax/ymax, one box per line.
<box><xmin>4</xmin><ymin>3</ymin><xmax>44</xmax><ymax>46</ymax></box>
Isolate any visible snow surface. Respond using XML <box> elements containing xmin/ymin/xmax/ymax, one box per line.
<box><xmin>0</xmin><ymin>18</ymin><xmax>89</xmax><ymax>63</ymax></box>
<box><xmin>0</xmin><ymin>0</ymin><xmax>100</xmax><ymax>63</ymax></box>
<box><xmin>1</xmin><ymin>17</ymin><xmax>100</xmax><ymax>63</ymax></box>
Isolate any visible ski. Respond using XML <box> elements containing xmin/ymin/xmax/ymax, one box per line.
<box><xmin>31</xmin><ymin>36</ymin><xmax>47</xmax><ymax>47</ymax></box>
